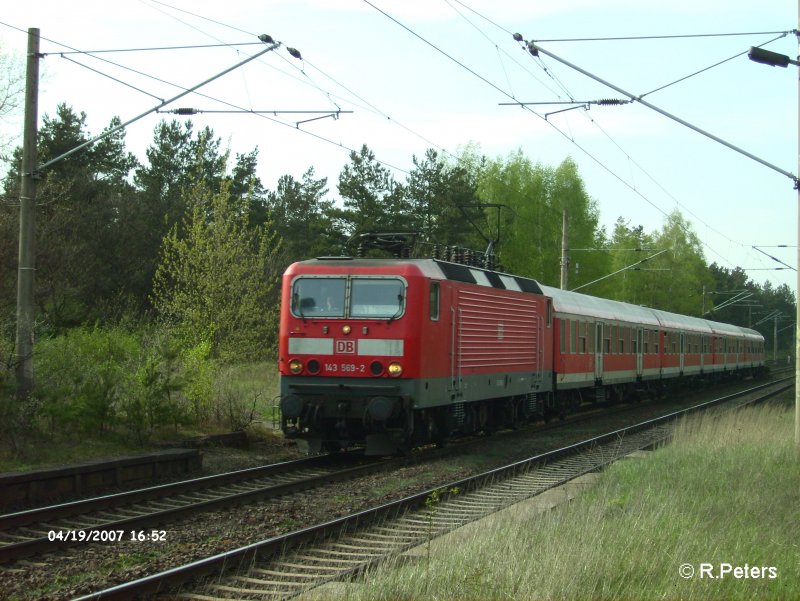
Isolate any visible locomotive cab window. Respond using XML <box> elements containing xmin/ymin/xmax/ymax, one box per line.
<box><xmin>291</xmin><ymin>276</ymin><xmax>406</xmax><ymax>319</ymax></box>
<box><xmin>292</xmin><ymin>277</ymin><xmax>346</xmax><ymax>317</ymax></box>
<box><xmin>350</xmin><ymin>278</ymin><xmax>405</xmax><ymax>318</ymax></box>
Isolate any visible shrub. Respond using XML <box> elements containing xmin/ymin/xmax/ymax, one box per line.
<box><xmin>36</xmin><ymin>326</ymin><xmax>139</xmax><ymax>436</ymax></box>
<box><xmin>181</xmin><ymin>339</ymin><xmax>214</xmax><ymax>423</ymax></box>
<box><xmin>121</xmin><ymin>328</ymin><xmax>185</xmax><ymax>443</ymax></box>
<box><xmin>151</xmin><ymin>180</ymin><xmax>281</xmax><ymax>363</ymax></box>
<box><xmin>213</xmin><ymin>371</ymin><xmax>260</xmax><ymax>431</ymax></box>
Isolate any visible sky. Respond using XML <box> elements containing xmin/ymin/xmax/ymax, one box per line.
<box><xmin>0</xmin><ymin>0</ymin><xmax>797</xmax><ymax>297</ymax></box>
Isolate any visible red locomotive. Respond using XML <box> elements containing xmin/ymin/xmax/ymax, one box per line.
<box><xmin>278</xmin><ymin>253</ymin><xmax>765</xmax><ymax>454</ymax></box>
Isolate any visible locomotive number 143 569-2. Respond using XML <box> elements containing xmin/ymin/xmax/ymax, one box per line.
<box><xmin>324</xmin><ymin>362</ymin><xmax>366</xmax><ymax>374</ymax></box>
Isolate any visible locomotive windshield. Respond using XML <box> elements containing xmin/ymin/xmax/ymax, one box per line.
<box><xmin>292</xmin><ymin>277</ymin><xmax>346</xmax><ymax>317</ymax></box>
<box><xmin>291</xmin><ymin>276</ymin><xmax>405</xmax><ymax>319</ymax></box>
<box><xmin>351</xmin><ymin>279</ymin><xmax>404</xmax><ymax>318</ymax></box>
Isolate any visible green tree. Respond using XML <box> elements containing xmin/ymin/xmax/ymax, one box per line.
<box><xmin>478</xmin><ymin>152</ymin><xmax>606</xmax><ymax>285</ymax></box>
<box><xmin>708</xmin><ymin>264</ymin><xmax>796</xmax><ymax>352</ymax></box>
<box><xmin>405</xmin><ymin>148</ymin><xmax>484</xmax><ymax>252</ymax></box>
<box><xmin>478</xmin><ymin>149</ymin><xmax>549</xmax><ymax>278</ymax></box>
<box><xmin>151</xmin><ymin>178</ymin><xmax>282</xmax><ymax>361</ymax></box>
<box><xmin>593</xmin><ymin>218</ymin><xmax>657</xmax><ymax>303</ymax></box>
<box><xmin>337</xmin><ymin>144</ymin><xmax>409</xmax><ymax>236</ymax></box>
<box><xmin>550</xmin><ymin>158</ymin><xmax>607</xmax><ymax>290</ymax></box>
<box><xmin>706</xmin><ymin>264</ymin><xmax>752</xmax><ymax>322</ymax></box>
<box><xmin>230</xmin><ymin>148</ymin><xmax>269</xmax><ymax>227</ymax></box>
<box><xmin>646</xmin><ymin>210</ymin><xmax>712</xmax><ymax>315</ymax></box>
<box><xmin>1</xmin><ymin>105</ymin><xmax>137</xmax><ymax>327</ymax></box>
<box><xmin>753</xmin><ymin>281</ymin><xmax>796</xmax><ymax>354</ymax></box>
<box><xmin>124</xmin><ymin>120</ymin><xmax>229</xmax><ymax>307</ymax></box>
<box><xmin>267</xmin><ymin>167</ymin><xmax>342</xmax><ymax>261</ymax></box>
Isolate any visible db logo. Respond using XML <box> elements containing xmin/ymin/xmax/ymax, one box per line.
<box><xmin>335</xmin><ymin>339</ymin><xmax>356</xmax><ymax>354</ymax></box>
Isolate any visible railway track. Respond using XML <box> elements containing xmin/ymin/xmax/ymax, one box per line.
<box><xmin>73</xmin><ymin>376</ymin><xmax>792</xmax><ymax>601</ymax></box>
<box><xmin>0</xmin><ymin>451</ymin><xmax>392</xmax><ymax>565</ymax></box>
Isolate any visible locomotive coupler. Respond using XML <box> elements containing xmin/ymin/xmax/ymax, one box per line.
<box><xmin>335</xmin><ymin>400</ymin><xmax>350</xmax><ymax>434</ymax></box>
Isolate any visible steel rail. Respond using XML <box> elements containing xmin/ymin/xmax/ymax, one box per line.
<box><xmin>74</xmin><ymin>376</ymin><xmax>792</xmax><ymax>601</ymax></box>
<box><xmin>0</xmin><ymin>453</ymin><xmax>353</xmax><ymax>530</ymax></box>
<box><xmin>0</xmin><ymin>451</ymin><xmax>390</xmax><ymax>564</ymax></box>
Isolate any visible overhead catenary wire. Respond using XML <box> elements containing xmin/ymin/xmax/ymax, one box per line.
<box><xmin>48</xmin><ymin>41</ymin><xmax>264</xmax><ymax>54</ymax></box>
<box><xmin>752</xmin><ymin>246</ymin><xmax>797</xmax><ymax>271</ymax></box>
<box><xmin>459</xmin><ymin>9</ymin><xmax>744</xmax><ymax>265</ymax></box>
<box><xmin>66</xmin><ymin>2</ymin><xmax>779</xmax><ymax>277</ymax></box>
<box><xmin>515</xmin><ymin>36</ymin><xmax>793</xmax><ymax>271</ymax></box>
<box><xmin>59</xmin><ymin>54</ymin><xmax>165</xmax><ymax>102</ymax></box>
<box><xmin>0</xmin><ymin>18</ymin><xmax>416</xmax><ymax>176</ymax></box>
<box><xmin>430</xmin><ymin>1</ymin><xmax>749</xmax><ymax>271</ymax></box>
<box><xmin>522</xmin><ymin>38</ymin><xmax>797</xmax><ymax>184</ymax></box>
<box><xmin>446</xmin><ymin>1</ymin><xmax>793</xmax><ymax>43</ymax></box>
<box><xmin>35</xmin><ymin>38</ymin><xmax>286</xmax><ymax>173</ymax></box>
<box><xmin>638</xmin><ymin>32</ymin><xmax>791</xmax><ymax>99</ymax></box>
<box><xmin>140</xmin><ymin>0</ymin><xmax>344</xmax><ymax>115</ymax></box>
<box><xmin>361</xmin><ymin>0</ymin><xmax>739</xmax><ymax>271</ymax></box>
<box><xmin>519</xmin><ymin>52</ymin><xmax>790</xmax><ymax>236</ymax></box>
<box><xmin>395</xmin><ymin>6</ymin><xmax>742</xmax><ymax>274</ymax></box>
<box><xmin>147</xmin><ymin>3</ymin><xmax>441</xmax><ymax>157</ymax></box>
<box><xmin>445</xmin><ymin>1</ymin><xmax>785</xmax><ymax>273</ymax></box>
<box><xmin>522</xmin><ymin>31</ymin><xmax>797</xmax><ymax>43</ymax></box>
<box><xmin>136</xmin><ymin>0</ymin><xmax>456</xmax><ymax>168</ymax></box>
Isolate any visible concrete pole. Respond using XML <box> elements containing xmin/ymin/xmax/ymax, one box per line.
<box><xmin>702</xmin><ymin>285</ymin><xmax>706</xmax><ymax>316</ymax></box>
<box><xmin>795</xmin><ymin>8</ymin><xmax>800</xmax><ymax>449</ymax></box>
<box><xmin>560</xmin><ymin>209</ymin><xmax>569</xmax><ymax>290</ymax></box>
<box><xmin>775</xmin><ymin>314</ymin><xmax>779</xmax><ymax>363</ymax></box>
<box><xmin>14</xmin><ymin>28</ymin><xmax>40</xmax><ymax>400</ymax></box>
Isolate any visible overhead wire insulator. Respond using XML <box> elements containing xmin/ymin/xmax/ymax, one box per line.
<box><xmin>595</xmin><ymin>98</ymin><xmax>627</xmax><ymax>106</ymax></box>
<box><xmin>513</xmin><ymin>33</ymin><xmax>523</xmax><ymax>42</ymax></box>
<box><xmin>527</xmin><ymin>42</ymin><xmax>538</xmax><ymax>57</ymax></box>
<box><xmin>175</xmin><ymin>108</ymin><xmax>198</xmax><ymax>115</ymax></box>
<box><xmin>258</xmin><ymin>34</ymin><xmax>274</xmax><ymax>43</ymax></box>
<box><xmin>287</xmin><ymin>47</ymin><xmax>302</xmax><ymax>60</ymax></box>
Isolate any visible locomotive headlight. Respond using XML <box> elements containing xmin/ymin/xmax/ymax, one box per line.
<box><xmin>387</xmin><ymin>361</ymin><xmax>403</xmax><ymax>377</ymax></box>
<box><xmin>288</xmin><ymin>358</ymin><xmax>304</xmax><ymax>374</ymax></box>
<box><xmin>342</xmin><ymin>325</ymin><xmax>352</xmax><ymax>335</ymax></box>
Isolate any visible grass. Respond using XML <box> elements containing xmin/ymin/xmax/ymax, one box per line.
<box><xmin>336</xmin><ymin>402</ymin><xmax>800</xmax><ymax>601</ymax></box>
<box><xmin>11</xmin><ymin>549</ymin><xmax>163</xmax><ymax>601</ymax></box>
<box><xmin>214</xmin><ymin>361</ymin><xmax>281</xmax><ymax>427</ymax></box>
<box><xmin>218</xmin><ymin>361</ymin><xmax>279</xmax><ymax>401</ymax></box>
<box><xmin>0</xmin><ymin>437</ymin><xmax>148</xmax><ymax>473</ymax></box>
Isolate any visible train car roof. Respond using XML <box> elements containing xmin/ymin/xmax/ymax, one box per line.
<box><xmin>648</xmin><ymin>307</ymin><xmax>713</xmax><ymax>334</ymax></box>
<box><xmin>540</xmin><ymin>284</ymin><xmax>662</xmax><ymax>327</ymax></box>
<box><xmin>541</xmin><ymin>284</ymin><xmax>764</xmax><ymax>341</ymax></box>
<box><xmin>288</xmin><ymin>257</ymin><xmax>443</xmax><ymax>279</ymax></box>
